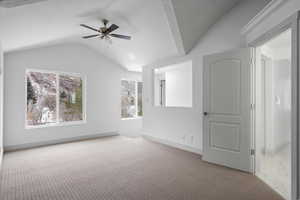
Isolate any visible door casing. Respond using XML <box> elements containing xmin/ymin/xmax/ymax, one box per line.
<box><xmin>249</xmin><ymin>11</ymin><xmax>300</xmax><ymax>200</ymax></box>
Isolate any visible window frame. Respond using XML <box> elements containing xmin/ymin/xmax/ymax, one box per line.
<box><xmin>121</xmin><ymin>79</ymin><xmax>143</xmax><ymax>120</ymax></box>
<box><xmin>25</xmin><ymin>69</ymin><xmax>87</xmax><ymax>129</ymax></box>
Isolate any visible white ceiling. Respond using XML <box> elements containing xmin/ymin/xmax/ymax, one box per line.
<box><xmin>0</xmin><ymin>0</ymin><xmax>246</xmax><ymax>71</ymax></box>
<box><xmin>0</xmin><ymin>0</ymin><xmax>178</xmax><ymax>71</ymax></box>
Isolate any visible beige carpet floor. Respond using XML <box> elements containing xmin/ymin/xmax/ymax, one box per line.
<box><xmin>0</xmin><ymin>136</ymin><xmax>283</xmax><ymax>200</ymax></box>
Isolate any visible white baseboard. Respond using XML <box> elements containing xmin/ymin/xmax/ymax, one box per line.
<box><xmin>142</xmin><ymin>133</ymin><xmax>202</xmax><ymax>155</ymax></box>
<box><xmin>4</xmin><ymin>132</ymin><xmax>119</xmax><ymax>152</ymax></box>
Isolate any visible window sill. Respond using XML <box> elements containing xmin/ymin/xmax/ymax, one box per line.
<box><xmin>154</xmin><ymin>105</ymin><xmax>193</xmax><ymax>109</ymax></box>
<box><xmin>25</xmin><ymin>120</ymin><xmax>87</xmax><ymax>130</ymax></box>
<box><xmin>121</xmin><ymin>117</ymin><xmax>143</xmax><ymax>121</ymax></box>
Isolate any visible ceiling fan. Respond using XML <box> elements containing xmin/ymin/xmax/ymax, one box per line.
<box><xmin>80</xmin><ymin>19</ymin><xmax>131</xmax><ymax>42</ymax></box>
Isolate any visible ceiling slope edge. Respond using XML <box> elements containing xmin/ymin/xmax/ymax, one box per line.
<box><xmin>161</xmin><ymin>0</ymin><xmax>186</xmax><ymax>56</ymax></box>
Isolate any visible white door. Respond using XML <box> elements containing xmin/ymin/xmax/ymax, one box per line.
<box><xmin>203</xmin><ymin>48</ymin><xmax>252</xmax><ymax>172</ymax></box>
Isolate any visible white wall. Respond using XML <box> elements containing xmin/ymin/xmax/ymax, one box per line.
<box><xmin>259</xmin><ymin>44</ymin><xmax>292</xmax><ymax>152</ymax></box>
<box><xmin>273</xmin><ymin>59</ymin><xmax>291</xmax><ymax>150</ymax></box>
<box><xmin>4</xmin><ymin>43</ymin><xmax>125</xmax><ymax>149</ymax></box>
<box><xmin>120</xmin><ymin>118</ymin><xmax>143</xmax><ymax>137</ymax></box>
<box><xmin>142</xmin><ymin>0</ymin><xmax>270</xmax><ymax>153</ymax></box>
<box><xmin>165</xmin><ymin>61</ymin><xmax>192</xmax><ymax>107</ymax></box>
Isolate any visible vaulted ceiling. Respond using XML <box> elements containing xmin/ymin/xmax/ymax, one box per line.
<box><xmin>0</xmin><ymin>0</ymin><xmax>247</xmax><ymax>71</ymax></box>
<box><xmin>170</xmin><ymin>0</ymin><xmax>242</xmax><ymax>54</ymax></box>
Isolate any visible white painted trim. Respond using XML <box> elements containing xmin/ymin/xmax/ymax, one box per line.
<box><xmin>249</xmin><ymin>12</ymin><xmax>299</xmax><ymax>200</ymax></box>
<box><xmin>0</xmin><ymin>42</ymin><xmax>3</xmax><ymax>171</ymax></box>
<box><xmin>25</xmin><ymin>69</ymin><xmax>86</xmax><ymax>129</ymax></box>
<box><xmin>135</xmin><ymin>79</ymin><xmax>138</xmax><ymax>117</ymax></box>
<box><xmin>250</xmin><ymin>48</ymin><xmax>256</xmax><ymax>175</ymax></box>
<box><xmin>121</xmin><ymin>117</ymin><xmax>142</xmax><ymax>121</ymax></box>
<box><xmin>4</xmin><ymin>132</ymin><xmax>119</xmax><ymax>152</ymax></box>
<box><xmin>153</xmin><ymin>105</ymin><xmax>193</xmax><ymax>109</ymax></box>
<box><xmin>161</xmin><ymin>0</ymin><xmax>186</xmax><ymax>55</ymax></box>
<box><xmin>0</xmin><ymin>147</ymin><xmax>3</xmax><ymax>170</ymax></box>
<box><xmin>26</xmin><ymin>120</ymin><xmax>87</xmax><ymax>130</ymax></box>
<box><xmin>142</xmin><ymin>131</ymin><xmax>202</xmax><ymax>155</ymax></box>
<box><xmin>241</xmin><ymin>0</ymin><xmax>289</xmax><ymax>35</ymax></box>
<box><xmin>291</xmin><ymin>12</ymin><xmax>299</xmax><ymax>200</ymax></box>
<box><xmin>121</xmin><ymin>78</ymin><xmax>141</xmax><ymax>83</ymax></box>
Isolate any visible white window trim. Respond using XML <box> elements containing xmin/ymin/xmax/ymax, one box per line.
<box><xmin>25</xmin><ymin>69</ymin><xmax>87</xmax><ymax>129</ymax></box>
<box><xmin>121</xmin><ymin>79</ymin><xmax>143</xmax><ymax>119</ymax></box>
<box><xmin>125</xmin><ymin>115</ymin><xmax>142</xmax><ymax>120</ymax></box>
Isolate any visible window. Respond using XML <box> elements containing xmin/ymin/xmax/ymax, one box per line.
<box><xmin>121</xmin><ymin>80</ymin><xmax>143</xmax><ymax>119</ymax></box>
<box><xmin>59</xmin><ymin>75</ymin><xmax>83</xmax><ymax>122</ymax></box>
<box><xmin>26</xmin><ymin>70</ymin><xmax>85</xmax><ymax>128</ymax></box>
<box><xmin>154</xmin><ymin>60</ymin><xmax>192</xmax><ymax>108</ymax></box>
<box><xmin>137</xmin><ymin>82</ymin><xmax>143</xmax><ymax>116</ymax></box>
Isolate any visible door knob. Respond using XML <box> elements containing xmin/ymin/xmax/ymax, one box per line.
<box><xmin>203</xmin><ymin>112</ymin><xmax>208</xmax><ymax>116</ymax></box>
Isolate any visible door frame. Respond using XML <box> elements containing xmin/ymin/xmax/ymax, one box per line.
<box><xmin>248</xmin><ymin>11</ymin><xmax>300</xmax><ymax>200</ymax></box>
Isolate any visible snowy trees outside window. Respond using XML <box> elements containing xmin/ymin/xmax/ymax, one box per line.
<box><xmin>59</xmin><ymin>75</ymin><xmax>83</xmax><ymax>122</ymax></box>
<box><xmin>121</xmin><ymin>80</ymin><xmax>143</xmax><ymax>119</ymax></box>
<box><xmin>26</xmin><ymin>70</ymin><xmax>84</xmax><ymax>127</ymax></box>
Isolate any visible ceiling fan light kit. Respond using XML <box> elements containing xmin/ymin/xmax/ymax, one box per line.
<box><xmin>80</xmin><ymin>19</ymin><xmax>131</xmax><ymax>43</ymax></box>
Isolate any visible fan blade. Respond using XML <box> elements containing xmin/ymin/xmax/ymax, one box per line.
<box><xmin>82</xmin><ymin>34</ymin><xmax>100</xmax><ymax>39</ymax></box>
<box><xmin>104</xmin><ymin>24</ymin><xmax>119</xmax><ymax>34</ymax></box>
<box><xmin>80</xmin><ymin>24</ymin><xmax>99</xmax><ymax>32</ymax></box>
<box><xmin>110</xmin><ymin>34</ymin><xmax>131</xmax><ymax>40</ymax></box>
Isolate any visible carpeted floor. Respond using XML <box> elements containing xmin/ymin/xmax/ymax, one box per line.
<box><xmin>0</xmin><ymin>136</ymin><xmax>284</xmax><ymax>200</ymax></box>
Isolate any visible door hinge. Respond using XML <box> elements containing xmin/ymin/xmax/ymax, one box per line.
<box><xmin>250</xmin><ymin>149</ymin><xmax>255</xmax><ymax>156</ymax></box>
<box><xmin>250</xmin><ymin>103</ymin><xmax>255</xmax><ymax>110</ymax></box>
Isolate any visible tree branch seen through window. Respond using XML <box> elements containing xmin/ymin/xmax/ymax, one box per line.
<box><xmin>121</xmin><ymin>80</ymin><xmax>143</xmax><ymax>119</ymax></box>
<box><xmin>26</xmin><ymin>70</ymin><xmax>84</xmax><ymax>127</ymax></box>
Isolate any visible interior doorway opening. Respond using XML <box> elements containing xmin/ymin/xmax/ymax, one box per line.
<box><xmin>255</xmin><ymin>29</ymin><xmax>292</xmax><ymax>200</ymax></box>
